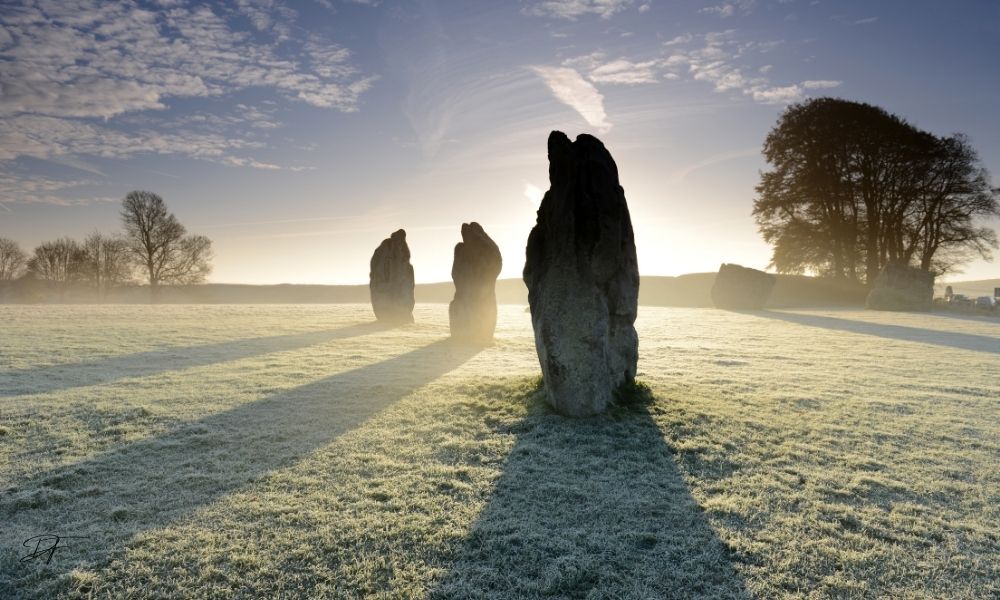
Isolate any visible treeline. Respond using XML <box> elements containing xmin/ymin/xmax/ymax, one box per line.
<box><xmin>0</xmin><ymin>233</ymin><xmax>132</xmax><ymax>301</ymax></box>
<box><xmin>754</xmin><ymin>98</ymin><xmax>999</xmax><ymax>284</ymax></box>
<box><xmin>0</xmin><ymin>191</ymin><xmax>212</xmax><ymax>302</ymax></box>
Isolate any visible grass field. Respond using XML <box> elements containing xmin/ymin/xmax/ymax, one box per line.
<box><xmin>1</xmin><ymin>304</ymin><xmax>998</xmax><ymax>599</ymax></box>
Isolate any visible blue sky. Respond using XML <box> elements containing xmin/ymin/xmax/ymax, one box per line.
<box><xmin>2</xmin><ymin>0</ymin><xmax>999</xmax><ymax>284</ymax></box>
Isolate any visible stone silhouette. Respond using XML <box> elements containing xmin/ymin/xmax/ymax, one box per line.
<box><xmin>866</xmin><ymin>262</ymin><xmax>934</xmax><ymax>312</ymax></box>
<box><xmin>369</xmin><ymin>229</ymin><xmax>415</xmax><ymax>323</ymax></box>
<box><xmin>523</xmin><ymin>131</ymin><xmax>640</xmax><ymax>417</ymax></box>
<box><xmin>710</xmin><ymin>263</ymin><xmax>776</xmax><ymax>310</ymax></box>
<box><xmin>449</xmin><ymin>222</ymin><xmax>503</xmax><ymax>343</ymax></box>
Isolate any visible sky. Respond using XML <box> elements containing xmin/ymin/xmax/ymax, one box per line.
<box><xmin>1</xmin><ymin>0</ymin><xmax>999</xmax><ymax>285</ymax></box>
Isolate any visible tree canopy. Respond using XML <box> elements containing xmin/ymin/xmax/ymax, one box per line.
<box><xmin>753</xmin><ymin>97</ymin><xmax>999</xmax><ymax>283</ymax></box>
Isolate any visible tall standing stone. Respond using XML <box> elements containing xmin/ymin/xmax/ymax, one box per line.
<box><xmin>369</xmin><ymin>229</ymin><xmax>415</xmax><ymax>323</ymax></box>
<box><xmin>449</xmin><ymin>222</ymin><xmax>502</xmax><ymax>343</ymax></box>
<box><xmin>523</xmin><ymin>131</ymin><xmax>640</xmax><ymax>417</ymax></box>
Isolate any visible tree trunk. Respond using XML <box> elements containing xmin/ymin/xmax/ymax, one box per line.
<box><xmin>865</xmin><ymin>220</ymin><xmax>880</xmax><ymax>286</ymax></box>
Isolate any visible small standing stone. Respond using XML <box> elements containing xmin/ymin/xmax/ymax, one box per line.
<box><xmin>523</xmin><ymin>131</ymin><xmax>640</xmax><ymax>417</ymax></box>
<box><xmin>369</xmin><ymin>229</ymin><xmax>415</xmax><ymax>323</ymax></box>
<box><xmin>449</xmin><ymin>222</ymin><xmax>502</xmax><ymax>343</ymax></box>
<box><xmin>710</xmin><ymin>263</ymin><xmax>776</xmax><ymax>310</ymax></box>
<box><xmin>866</xmin><ymin>262</ymin><xmax>935</xmax><ymax>311</ymax></box>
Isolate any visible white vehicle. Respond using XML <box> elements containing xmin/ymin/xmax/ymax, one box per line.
<box><xmin>975</xmin><ymin>296</ymin><xmax>995</xmax><ymax>310</ymax></box>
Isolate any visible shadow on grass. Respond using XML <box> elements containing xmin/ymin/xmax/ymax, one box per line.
<box><xmin>431</xmin><ymin>386</ymin><xmax>749</xmax><ymax>599</ymax></box>
<box><xmin>751</xmin><ymin>310</ymin><xmax>1000</xmax><ymax>355</ymax></box>
<box><xmin>0</xmin><ymin>321</ymin><xmax>390</xmax><ymax>398</ymax></box>
<box><xmin>926</xmin><ymin>310</ymin><xmax>1000</xmax><ymax>326</ymax></box>
<box><xmin>1</xmin><ymin>338</ymin><xmax>482</xmax><ymax>593</ymax></box>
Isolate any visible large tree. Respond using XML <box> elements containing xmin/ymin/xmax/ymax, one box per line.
<box><xmin>0</xmin><ymin>237</ymin><xmax>27</xmax><ymax>281</ymax></box>
<box><xmin>27</xmin><ymin>237</ymin><xmax>87</xmax><ymax>299</ymax></box>
<box><xmin>906</xmin><ymin>134</ymin><xmax>999</xmax><ymax>274</ymax></box>
<box><xmin>753</xmin><ymin>98</ymin><xmax>999</xmax><ymax>283</ymax></box>
<box><xmin>82</xmin><ymin>231</ymin><xmax>133</xmax><ymax>298</ymax></box>
<box><xmin>120</xmin><ymin>191</ymin><xmax>213</xmax><ymax>297</ymax></box>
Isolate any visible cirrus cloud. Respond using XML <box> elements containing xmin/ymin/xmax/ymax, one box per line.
<box><xmin>0</xmin><ymin>0</ymin><xmax>376</xmax><ymax>201</ymax></box>
<box><xmin>531</xmin><ymin>66</ymin><xmax>611</xmax><ymax>133</ymax></box>
<box><xmin>0</xmin><ymin>1</ymin><xmax>375</xmax><ymax>121</ymax></box>
<box><xmin>523</xmin><ymin>0</ymin><xmax>634</xmax><ymax>20</ymax></box>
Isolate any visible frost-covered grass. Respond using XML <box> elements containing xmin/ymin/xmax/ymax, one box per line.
<box><xmin>1</xmin><ymin>304</ymin><xmax>998</xmax><ymax>599</ymax></box>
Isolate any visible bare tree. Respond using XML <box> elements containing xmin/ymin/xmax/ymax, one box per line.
<box><xmin>27</xmin><ymin>237</ymin><xmax>87</xmax><ymax>300</ymax></box>
<box><xmin>0</xmin><ymin>237</ymin><xmax>28</xmax><ymax>281</ymax></box>
<box><xmin>82</xmin><ymin>231</ymin><xmax>133</xmax><ymax>299</ymax></box>
<box><xmin>120</xmin><ymin>191</ymin><xmax>213</xmax><ymax>299</ymax></box>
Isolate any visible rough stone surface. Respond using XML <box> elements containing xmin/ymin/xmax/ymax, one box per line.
<box><xmin>523</xmin><ymin>131</ymin><xmax>639</xmax><ymax>417</ymax></box>
<box><xmin>710</xmin><ymin>263</ymin><xmax>776</xmax><ymax>310</ymax></box>
<box><xmin>449</xmin><ymin>222</ymin><xmax>502</xmax><ymax>343</ymax></box>
<box><xmin>866</xmin><ymin>262</ymin><xmax>934</xmax><ymax>312</ymax></box>
<box><xmin>369</xmin><ymin>229</ymin><xmax>415</xmax><ymax>323</ymax></box>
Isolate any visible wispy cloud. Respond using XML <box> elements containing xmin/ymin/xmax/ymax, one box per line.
<box><xmin>664</xmin><ymin>33</ymin><xmax>694</xmax><ymax>46</ymax></box>
<box><xmin>0</xmin><ymin>172</ymin><xmax>111</xmax><ymax>207</ymax></box>
<box><xmin>196</xmin><ymin>213</ymin><xmax>399</xmax><ymax>229</ymax></box>
<box><xmin>0</xmin><ymin>115</ymin><xmax>269</xmax><ymax>165</ymax></box>
<box><xmin>589</xmin><ymin>59</ymin><xmax>661</xmax><ymax>84</ymax></box>
<box><xmin>531</xmin><ymin>66</ymin><xmax>611</xmax><ymax>132</ymax></box>
<box><xmin>0</xmin><ymin>2</ymin><xmax>374</xmax><ymax>121</ymax></box>
<box><xmin>566</xmin><ymin>53</ymin><xmax>662</xmax><ymax>85</ymax></box>
<box><xmin>0</xmin><ymin>0</ymin><xmax>375</xmax><ymax>187</ymax></box>
<box><xmin>749</xmin><ymin>85</ymin><xmax>802</xmax><ymax>103</ymax></box>
<box><xmin>661</xmin><ymin>31</ymin><xmax>841</xmax><ymax>104</ymax></box>
<box><xmin>556</xmin><ymin>30</ymin><xmax>842</xmax><ymax>107</ymax></box>
<box><xmin>523</xmin><ymin>0</ymin><xmax>633</xmax><ymax>20</ymax></box>
<box><xmin>802</xmin><ymin>79</ymin><xmax>843</xmax><ymax>89</ymax></box>
<box><xmin>235</xmin><ymin>0</ymin><xmax>296</xmax><ymax>40</ymax></box>
<box><xmin>667</xmin><ymin>147</ymin><xmax>759</xmax><ymax>184</ymax></box>
<box><xmin>700</xmin><ymin>0</ymin><xmax>756</xmax><ymax>18</ymax></box>
<box><xmin>832</xmin><ymin>14</ymin><xmax>879</xmax><ymax>26</ymax></box>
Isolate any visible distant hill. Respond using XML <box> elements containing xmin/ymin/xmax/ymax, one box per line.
<box><xmin>420</xmin><ymin>273</ymin><xmax>869</xmax><ymax>308</ymax></box>
<box><xmin>0</xmin><ymin>273</ymin><xmax>871</xmax><ymax>307</ymax></box>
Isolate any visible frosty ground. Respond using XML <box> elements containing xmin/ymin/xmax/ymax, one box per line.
<box><xmin>1</xmin><ymin>304</ymin><xmax>998</xmax><ymax>599</ymax></box>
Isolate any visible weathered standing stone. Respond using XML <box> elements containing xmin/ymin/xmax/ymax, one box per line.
<box><xmin>866</xmin><ymin>262</ymin><xmax>934</xmax><ymax>311</ymax></box>
<box><xmin>449</xmin><ymin>222</ymin><xmax>502</xmax><ymax>343</ymax></box>
<box><xmin>710</xmin><ymin>263</ymin><xmax>776</xmax><ymax>310</ymax></box>
<box><xmin>523</xmin><ymin>131</ymin><xmax>639</xmax><ymax>417</ymax></box>
<box><xmin>369</xmin><ymin>229</ymin><xmax>415</xmax><ymax>323</ymax></box>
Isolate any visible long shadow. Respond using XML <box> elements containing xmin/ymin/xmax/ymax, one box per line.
<box><xmin>0</xmin><ymin>321</ymin><xmax>389</xmax><ymax>397</ymax></box>
<box><xmin>431</xmin><ymin>396</ymin><xmax>749</xmax><ymax>599</ymax></box>
<box><xmin>1</xmin><ymin>338</ymin><xmax>481</xmax><ymax>586</ymax></box>
<box><xmin>750</xmin><ymin>310</ymin><xmax>1000</xmax><ymax>355</ymax></box>
<box><xmin>926</xmin><ymin>310</ymin><xmax>1000</xmax><ymax>326</ymax></box>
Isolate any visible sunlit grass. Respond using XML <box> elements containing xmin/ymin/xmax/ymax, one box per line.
<box><xmin>1</xmin><ymin>304</ymin><xmax>998</xmax><ymax>598</ymax></box>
